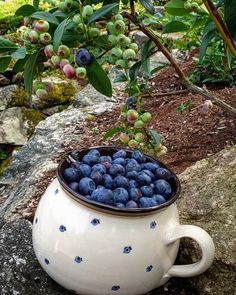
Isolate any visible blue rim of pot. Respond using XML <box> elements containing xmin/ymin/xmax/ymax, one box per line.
<box><xmin>57</xmin><ymin>146</ymin><xmax>181</xmax><ymax>216</ymax></box>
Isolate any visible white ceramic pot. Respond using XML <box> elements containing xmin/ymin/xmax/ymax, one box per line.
<box><xmin>32</xmin><ymin>147</ymin><xmax>215</xmax><ymax>295</ymax></box>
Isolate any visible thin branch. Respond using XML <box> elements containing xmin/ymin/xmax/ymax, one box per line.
<box><xmin>122</xmin><ymin>11</ymin><xmax>236</xmax><ymax>117</ymax></box>
<box><xmin>142</xmin><ymin>89</ymin><xmax>189</xmax><ymax>98</ymax></box>
<box><xmin>130</xmin><ymin>0</ymin><xmax>135</xmax><ymax>16</ymax></box>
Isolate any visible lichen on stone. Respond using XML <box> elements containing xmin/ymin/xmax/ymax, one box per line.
<box><xmin>21</xmin><ymin>108</ymin><xmax>46</xmax><ymax>136</ymax></box>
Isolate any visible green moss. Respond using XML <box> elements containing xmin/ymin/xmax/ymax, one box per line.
<box><xmin>21</xmin><ymin>108</ymin><xmax>46</xmax><ymax>136</ymax></box>
<box><xmin>10</xmin><ymin>87</ymin><xmax>28</xmax><ymax>107</ymax></box>
<box><xmin>46</xmin><ymin>81</ymin><xmax>77</xmax><ymax>104</ymax></box>
<box><xmin>0</xmin><ymin>156</ymin><xmax>12</xmax><ymax>176</ymax></box>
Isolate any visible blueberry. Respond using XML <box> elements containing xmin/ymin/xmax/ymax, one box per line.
<box><xmin>63</xmin><ymin>167</ymin><xmax>81</xmax><ymax>183</ymax></box>
<box><xmin>128</xmin><ymin>180</ymin><xmax>138</xmax><ymax>189</ymax></box>
<box><xmin>100</xmin><ymin>155</ymin><xmax>112</xmax><ymax>163</ymax></box>
<box><xmin>142</xmin><ymin>169</ymin><xmax>155</xmax><ymax>182</ymax></box>
<box><xmin>82</xmin><ymin>154</ymin><xmax>100</xmax><ymax>166</ymax></box>
<box><xmin>79</xmin><ymin>177</ymin><xmax>96</xmax><ymax>195</ymax></box>
<box><xmin>125</xmin><ymin>159</ymin><xmax>141</xmax><ymax>173</ymax></box>
<box><xmin>102</xmin><ymin>174</ymin><xmax>114</xmax><ymax>189</ymax></box>
<box><xmin>131</xmin><ymin>151</ymin><xmax>146</xmax><ymax>163</ymax></box>
<box><xmin>109</xmin><ymin>164</ymin><xmax>125</xmax><ymax>177</ymax></box>
<box><xmin>126</xmin><ymin>170</ymin><xmax>138</xmax><ymax>180</ymax></box>
<box><xmin>139</xmin><ymin>197</ymin><xmax>157</xmax><ymax>208</ymax></box>
<box><xmin>77</xmin><ymin>163</ymin><xmax>91</xmax><ymax>177</ymax></box>
<box><xmin>142</xmin><ymin>162</ymin><xmax>160</xmax><ymax>173</ymax></box>
<box><xmin>137</xmin><ymin>172</ymin><xmax>152</xmax><ymax>185</ymax></box>
<box><xmin>140</xmin><ymin>185</ymin><xmax>153</xmax><ymax>197</ymax></box>
<box><xmin>71</xmin><ymin>160</ymin><xmax>81</xmax><ymax>170</ymax></box>
<box><xmin>152</xmin><ymin>194</ymin><xmax>166</xmax><ymax>205</ymax></box>
<box><xmin>68</xmin><ymin>182</ymin><xmax>80</xmax><ymax>192</ymax></box>
<box><xmin>113</xmin><ymin>157</ymin><xmax>126</xmax><ymax>166</ymax></box>
<box><xmin>75</xmin><ymin>48</ymin><xmax>92</xmax><ymax>66</ymax></box>
<box><xmin>90</xmin><ymin>170</ymin><xmax>103</xmax><ymax>185</ymax></box>
<box><xmin>87</xmin><ymin>149</ymin><xmax>101</xmax><ymax>157</ymax></box>
<box><xmin>112</xmin><ymin>149</ymin><xmax>127</xmax><ymax>159</ymax></box>
<box><xmin>153</xmin><ymin>180</ymin><xmax>172</xmax><ymax>198</ymax></box>
<box><xmin>91</xmin><ymin>163</ymin><xmax>106</xmax><ymax>174</ymax></box>
<box><xmin>155</xmin><ymin>167</ymin><xmax>173</xmax><ymax>181</ymax></box>
<box><xmin>114</xmin><ymin>176</ymin><xmax>129</xmax><ymax>189</ymax></box>
<box><xmin>91</xmin><ymin>188</ymin><xmax>113</xmax><ymax>205</ymax></box>
<box><xmin>115</xmin><ymin>203</ymin><xmax>126</xmax><ymax>208</ymax></box>
<box><xmin>126</xmin><ymin>200</ymin><xmax>138</xmax><ymax>208</ymax></box>
<box><xmin>113</xmin><ymin>188</ymin><xmax>129</xmax><ymax>204</ymax></box>
<box><xmin>125</xmin><ymin>96</ymin><xmax>137</xmax><ymax>109</ymax></box>
<box><xmin>129</xmin><ymin>188</ymin><xmax>142</xmax><ymax>202</ymax></box>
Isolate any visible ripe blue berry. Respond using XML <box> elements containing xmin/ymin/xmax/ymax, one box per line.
<box><xmin>152</xmin><ymin>194</ymin><xmax>166</xmax><ymax>205</ymax></box>
<box><xmin>91</xmin><ymin>188</ymin><xmax>113</xmax><ymax>205</ymax></box>
<box><xmin>142</xmin><ymin>169</ymin><xmax>155</xmax><ymax>182</ymax></box>
<box><xmin>77</xmin><ymin>163</ymin><xmax>91</xmax><ymax>177</ymax></box>
<box><xmin>75</xmin><ymin>48</ymin><xmax>92</xmax><ymax>66</ymax></box>
<box><xmin>112</xmin><ymin>149</ymin><xmax>127</xmax><ymax>159</ymax></box>
<box><xmin>64</xmin><ymin>167</ymin><xmax>81</xmax><ymax>183</ymax></box>
<box><xmin>129</xmin><ymin>188</ymin><xmax>142</xmax><ymax>202</ymax></box>
<box><xmin>102</xmin><ymin>174</ymin><xmax>114</xmax><ymax>189</ymax></box>
<box><xmin>137</xmin><ymin>172</ymin><xmax>152</xmax><ymax>185</ymax></box>
<box><xmin>142</xmin><ymin>162</ymin><xmax>160</xmax><ymax>173</ymax></box>
<box><xmin>114</xmin><ymin>176</ymin><xmax>129</xmax><ymax>189</ymax></box>
<box><xmin>87</xmin><ymin>149</ymin><xmax>101</xmax><ymax>157</ymax></box>
<box><xmin>82</xmin><ymin>154</ymin><xmax>100</xmax><ymax>166</ymax></box>
<box><xmin>115</xmin><ymin>202</ymin><xmax>126</xmax><ymax>208</ymax></box>
<box><xmin>109</xmin><ymin>164</ymin><xmax>125</xmax><ymax>177</ymax></box>
<box><xmin>126</xmin><ymin>170</ymin><xmax>138</xmax><ymax>180</ymax></box>
<box><xmin>139</xmin><ymin>197</ymin><xmax>157</xmax><ymax>208</ymax></box>
<box><xmin>155</xmin><ymin>168</ymin><xmax>173</xmax><ymax>181</ymax></box>
<box><xmin>113</xmin><ymin>157</ymin><xmax>126</xmax><ymax>166</ymax></box>
<box><xmin>125</xmin><ymin>158</ymin><xmax>141</xmax><ymax>173</ymax></box>
<box><xmin>153</xmin><ymin>179</ymin><xmax>172</xmax><ymax>198</ymax></box>
<box><xmin>79</xmin><ymin>177</ymin><xmax>96</xmax><ymax>195</ymax></box>
<box><xmin>91</xmin><ymin>163</ymin><xmax>106</xmax><ymax>175</ymax></box>
<box><xmin>140</xmin><ymin>185</ymin><xmax>153</xmax><ymax>197</ymax></box>
<box><xmin>113</xmin><ymin>188</ymin><xmax>129</xmax><ymax>204</ymax></box>
<box><xmin>126</xmin><ymin>200</ymin><xmax>138</xmax><ymax>208</ymax></box>
<box><xmin>68</xmin><ymin>182</ymin><xmax>80</xmax><ymax>192</ymax></box>
<box><xmin>128</xmin><ymin>180</ymin><xmax>138</xmax><ymax>189</ymax></box>
<box><xmin>90</xmin><ymin>170</ymin><xmax>103</xmax><ymax>185</ymax></box>
<box><xmin>131</xmin><ymin>151</ymin><xmax>146</xmax><ymax>163</ymax></box>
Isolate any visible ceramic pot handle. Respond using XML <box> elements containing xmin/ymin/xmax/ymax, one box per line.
<box><xmin>165</xmin><ymin>224</ymin><xmax>215</xmax><ymax>277</ymax></box>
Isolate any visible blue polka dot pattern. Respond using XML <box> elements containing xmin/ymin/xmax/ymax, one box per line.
<box><xmin>146</xmin><ymin>265</ymin><xmax>153</xmax><ymax>272</ymax></box>
<box><xmin>74</xmin><ymin>256</ymin><xmax>83</xmax><ymax>263</ymax></box>
<box><xmin>44</xmin><ymin>258</ymin><xmax>49</xmax><ymax>265</ymax></box>
<box><xmin>111</xmin><ymin>285</ymin><xmax>120</xmax><ymax>291</ymax></box>
<box><xmin>59</xmin><ymin>225</ymin><xmax>66</xmax><ymax>232</ymax></box>
<box><xmin>55</xmin><ymin>188</ymin><xmax>59</xmax><ymax>195</ymax></box>
<box><xmin>123</xmin><ymin>246</ymin><xmax>132</xmax><ymax>254</ymax></box>
<box><xmin>91</xmin><ymin>218</ymin><xmax>100</xmax><ymax>226</ymax></box>
<box><xmin>150</xmin><ymin>221</ymin><xmax>156</xmax><ymax>229</ymax></box>
<box><xmin>35</xmin><ymin>217</ymin><xmax>38</xmax><ymax>224</ymax></box>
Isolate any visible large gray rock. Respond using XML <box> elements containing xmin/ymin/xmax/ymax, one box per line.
<box><xmin>0</xmin><ymin>107</ymin><xmax>45</xmax><ymax>145</ymax></box>
<box><xmin>177</xmin><ymin>148</ymin><xmax>236</xmax><ymax>295</ymax></box>
<box><xmin>0</xmin><ymin>219</ymin><xmax>72</xmax><ymax>295</ymax></box>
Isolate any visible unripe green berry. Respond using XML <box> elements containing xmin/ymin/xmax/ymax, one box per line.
<box><xmin>76</xmin><ymin>23</ymin><xmax>85</xmax><ymax>33</ymax></box>
<box><xmin>129</xmin><ymin>43</ymin><xmax>138</xmax><ymax>51</ymax></box>
<box><xmin>114</xmin><ymin>20</ymin><xmax>126</xmax><ymax>34</ymax></box>
<box><xmin>128</xmin><ymin>139</ymin><xmax>139</xmax><ymax>149</ymax></box>
<box><xmin>140</xmin><ymin>112</ymin><xmax>152</xmax><ymax>123</ymax></box>
<box><xmin>123</xmin><ymin>48</ymin><xmax>136</xmax><ymax>60</ymax></box>
<box><xmin>82</xmin><ymin>5</ymin><xmax>93</xmax><ymax>19</ymax></box>
<box><xmin>73</xmin><ymin>14</ymin><xmax>82</xmax><ymax>24</ymax></box>
<box><xmin>107</xmin><ymin>22</ymin><xmax>115</xmax><ymax>34</ymax></box>
<box><xmin>51</xmin><ymin>55</ymin><xmax>61</xmax><ymax>68</ymax></box>
<box><xmin>36</xmin><ymin>88</ymin><xmax>48</xmax><ymax>99</ymax></box>
<box><xmin>108</xmin><ymin>35</ymin><xmax>117</xmax><ymax>45</ymax></box>
<box><xmin>108</xmin><ymin>55</ymin><xmax>117</xmax><ymax>65</ymax></box>
<box><xmin>135</xmin><ymin>132</ymin><xmax>145</xmax><ymax>142</ymax></box>
<box><xmin>111</xmin><ymin>47</ymin><xmax>123</xmax><ymax>59</ymax></box>
<box><xmin>117</xmin><ymin>34</ymin><xmax>131</xmax><ymax>47</ymax></box>
<box><xmin>39</xmin><ymin>32</ymin><xmax>52</xmax><ymax>44</ymax></box>
<box><xmin>76</xmin><ymin>67</ymin><xmax>87</xmax><ymax>79</ymax></box>
<box><xmin>190</xmin><ymin>2</ymin><xmax>200</xmax><ymax>10</ymax></box>
<box><xmin>120</xmin><ymin>133</ymin><xmax>130</xmax><ymax>144</ymax></box>
<box><xmin>34</xmin><ymin>19</ymin><xmax>50</xmax><ymax>32</ymax></box>
<box><xmin>127</xmin><ymin>109</ymin><xmax>139</xmax><ymax>123</ymax></box>
<box><xmin>134</xmin><ymin>120</ymin><xmax>145</xmax><ymax>128</ymax></box>
<box><xmin>65</xmin><ymin>0</ymin><xmax>74</xmax><ymax>10</ymax></box>
<box><xmin>88</xmin><ymin>27</ymin><xmax>100</xmax><ymax>38</ymax></box>
<box><xmin>115</xmin><ymin>59</ymin><xmax>126</xmax><ymax>69</ymax></box>
<box><xmin>57</xmin><ymin>45</ymin><xmax>71</xmax><ymax>58</ymax></box>
<box><xmin>114</xmin><ymin>14</ymin><xmax>123</xmax><ymax>21</ymax></box>
<box><xmin>28</xmin><ymin>30</ymin><xmax>39</xmax><ymax>43</ymax></box>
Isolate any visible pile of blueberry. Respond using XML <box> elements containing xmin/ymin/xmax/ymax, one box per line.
<box><xmin>62</xmin><ymin>149</ymin><xmax>174</xmax><ymax>209</ymax></box>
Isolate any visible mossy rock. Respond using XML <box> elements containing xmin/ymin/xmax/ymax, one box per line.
<box><xmin>21</xmin><ymin>108</ymin><xmax>47</xmax><ymax>136</ymax></box>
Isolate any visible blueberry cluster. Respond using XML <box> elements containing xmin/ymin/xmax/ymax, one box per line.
<box><xmin>63</xmin><ymin>149</ymin><xmax>174</xmax><ymax>209</ymax></box>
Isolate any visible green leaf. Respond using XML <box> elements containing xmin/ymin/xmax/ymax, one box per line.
<box><xmin>33</xmin><ymin>0</ymin><xmax>40</xmax><ymax>10</ymax></box>
<box><xmin>11</xmin><ymin>47</ymin><xmax>26</xmax><ymax>59</ymax></box>
<box><xmin>87</xmin><ymin>3</ymin><xmax>119</xmax><ymax>24</ymax></box>
<box><xmin>13</xmin><ymin>55</ymin><xmax>30</xmax><ymax>73</ymax></box>
<box><xmin>199</xmin><ymin>30</ymin><xmax>216</xmax><ymax>60</ymax></box>
<box><xmin>139</xmin><ymin>0</ymin><xmax>155</xmax><ymax>14</ymax></box>
<box><xmin>0</xmin><ymin>56</ymin><xmax>11</xmax><ymax>73</ymax></box>
<box><xmin>141</xmin><ymin>40</ymin><xmax>152</xmax><ymax>78</ymax></box>
<box><xmin>149</xmin><ymin>130</ymin><xmax>161</xmax><ymax>145</ymax></box>
<box><xmin>61</xmin><ymin>32</ymin><xmax>85</xmax><ymax>44</ymax></box>
<box><xmin>151</xmin><ymin>64</ymin><xmax>167</xmax><ymax>75</ymax></box>
<box><xmin>103</xmin><ymin>126</ymin><xmax>124</xmax><ymax>140</ymax></box>
<box><xmin>23</xmin><ymin>50</ymin><xmax>40</xmax><ymax>102</ymax></box>
<box><xmin>129</xmin><ymin>60</ymin><xmax>142</xmax><ymax>82</ymax></box>
<box><xmin>86</xmin><ymin>55</ymin><xmax>112</xmax><ymax>97</ymax></box>
<box><xmin>114</xmin><ymin>72</ymin><xmax>127</xmax><ymax>83</ymax></box>
<box><xmin>0</xmin><ymin>37</ymin><xmax>18</xmax><ymax>54</ymax></box>
<box><xmin>163</xmin><ymin>21</ymin><xmax>189</xmax><ymax>34</ymax></box>
<box><xmin>53</xmin><ymin>19</ymin><xmax>68</xmax><ymax>51</ymax></box>
<box><xmin>52</xmin><ymin>10</ymin><xmax>67</xmax><ymax>18</ymax></box>
<box><xmin>164</xmin><ymin>0</ymin><xmax>189</xmax><ymax>16</ymax></box>
<box><xmin>225</xmin><ymin>0</ymin><xmax>236</xmax><ymax>39</ymax></box>
<box><xmin>15</xmin><ymin>4</ymin><xmax>36</xmax><ymax>16</ymax></box>
<box><xmin>31</xmin><ymin>11</ymin><xmax>59</xmax><ymax>25</ymax></box>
